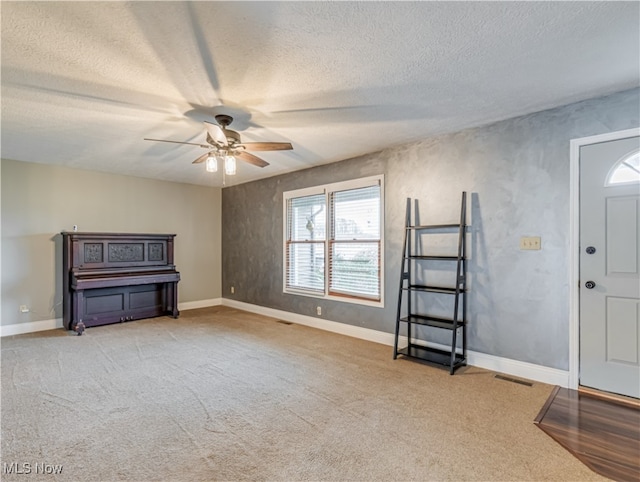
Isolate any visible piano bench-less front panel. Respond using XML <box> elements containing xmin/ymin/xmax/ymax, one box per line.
<box><xmin>62</xmin><ymin>232</ymin><xmax>180</xmax><ymax>331</ymax></box>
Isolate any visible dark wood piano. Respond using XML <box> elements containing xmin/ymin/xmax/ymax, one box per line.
<box><xmin>62</xmin><ymin>232</ymin><xmax>180</xmax><ymax>331</ymax></box>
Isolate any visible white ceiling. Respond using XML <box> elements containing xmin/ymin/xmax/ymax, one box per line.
<box><xmin>2</xmin><ymin>2</ymin><xmax>639</xmax><ymax>188</ymax></box>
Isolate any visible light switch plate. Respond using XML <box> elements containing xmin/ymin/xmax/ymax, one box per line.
<box><xmin>520</xmin><ymin>236</ymin><xmax>541</xmax><ymax>250</ymax></box>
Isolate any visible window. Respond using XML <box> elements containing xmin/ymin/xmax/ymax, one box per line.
<box><xmin>284</xmin><ymin>176</ymin><xmax>383</xmax><ymax>306</ymax></box>
<box><xmin>606</xmin><ymin>149</ymin><xmax>640</xmax><ymax>186</ymax></box>
<box><xmin>285</xmin><ymin>191</ymin><xmax>326</xmax><ymax>294</ymax></box>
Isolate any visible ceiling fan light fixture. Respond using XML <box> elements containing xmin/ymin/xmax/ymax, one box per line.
<box><xmin>205</xmin><ymin>155</ymin><xmax>218</xmax><ymax>173</ymax></box>
<box><xmin>224</xmin><ymin>155</ymin><xmax>237</xmax><ymax>175</ymax></box>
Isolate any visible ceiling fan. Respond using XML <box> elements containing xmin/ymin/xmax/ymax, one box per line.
<box><xmin>144</xmin><ymin>114</ymin><xmax>293</xmax><ymax>174</ymax></box>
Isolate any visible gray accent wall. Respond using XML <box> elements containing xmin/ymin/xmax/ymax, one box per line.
<box><xmin>222</xmin><ymin>88</ymin><xmax>640</xmax><ymax>370</ymax></box>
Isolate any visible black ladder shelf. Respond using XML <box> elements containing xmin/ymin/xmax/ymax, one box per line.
<box><xmin>393</xmin><ymin>192</ymin><xmax>467</xmax><ymax>374</ymax></box>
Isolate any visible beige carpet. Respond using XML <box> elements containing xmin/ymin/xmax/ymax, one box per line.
<box><xmin>1</xmin><ymin>306</ymin><xmax>606</xmax><ymax>481</ymax></box>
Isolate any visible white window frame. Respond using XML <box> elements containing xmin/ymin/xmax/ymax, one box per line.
<box><xmin>283</xmin><ymin>175</ymin><xmax>384</xmax><ymax>308</ymax></box>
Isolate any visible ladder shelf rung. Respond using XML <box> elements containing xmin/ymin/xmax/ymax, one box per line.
<box><xmin>405</xmin><ymin>284</ymin><xmax>464</xmax><ymax>294</ymax></box>
<box><xmin>407</xmin><ymin>224</ymin><xmax>461</xmax><ymax>230</ymax></box>
<box><xmin>396</xmin><ymin>345</ymin><xmax>466</xmax><ymax>369</ymax></box>
<box><xmin>408</xmin><ymin>255</ymin><xmax>462</xmax><ymax>260</ymax></box>
<box><xmin>399</xmin><ymin>314</ymin><xmax>464</xmax><ymax>330</ymax></box>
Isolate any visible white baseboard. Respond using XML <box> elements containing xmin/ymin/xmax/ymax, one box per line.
<box><xmin>0</xmin><ymin>318</ymin><xmax>64</xmax><ymax>337</ymax></box>
<box><xmin>222</xmin><ymin>298</ymin><xmax>394</xmax><ymax>345</ymax></box>
<box><xmin>178</xmin><ymin>298</ymin><xmax>223</xmax><ymax>311</ymax></box>
<box><xmin>0</xmin><ymin>298</ymin><xmax>224</xmax><ymax>337</ymax></box>
<box><xmin>467</xmin><ymin>349</ymin><xmax>569</xmax><ymax>387</ymax></box>
<box><xmin>222</xmin><ymin>299</ymin><xmax>570</xmax><ymax>387</ymax></box>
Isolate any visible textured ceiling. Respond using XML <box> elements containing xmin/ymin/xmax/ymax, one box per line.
<box><xmin>2</xmin><ymin>2</ymin><xmax>639</xmax><ymax>187</ymax></box>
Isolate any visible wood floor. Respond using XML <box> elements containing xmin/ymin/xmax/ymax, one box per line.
<box><xmin>535</xmin><ymin>387</ymin><xmax>640</xmax><ymax>482</ymax></box>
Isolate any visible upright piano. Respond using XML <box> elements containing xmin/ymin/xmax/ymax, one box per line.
<box><xmin>62</xmin><ymin>232</ymin><xmax>180</xmax><ymax>331</ymax></box>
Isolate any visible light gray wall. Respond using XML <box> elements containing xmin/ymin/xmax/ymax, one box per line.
<box><xmin>222</xmin><ymin>88</ymin><xmax>640</xmax><ymax>370</ymax></box>
<box><xmin>1</xmin><ymin>159</ymin><xmax>222</xmax><ymax>327</ymax></box>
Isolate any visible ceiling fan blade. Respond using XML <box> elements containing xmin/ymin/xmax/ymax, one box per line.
<box><xmin>204</xmin><ymin>121</ymin><xmax>227</xmax><ymax>147</ymax></box>
<box><xmin>236</xmin><ymin>151</ymin><xmax>269</xmax><ymax>168</ymax></box>
<box><xmin>241</xmin><ymin>142</ymin><xmax>293</xmax><ymax>151</ymax></box>
<box><xmin>192</xmin><ymin>152</ymin><xmax>210</xmax><ymax>164</ymax></box>
<box><xmin>144</xmin><ymin>138</ymin><xmax>209</xmax><ymax>148</ymax></box>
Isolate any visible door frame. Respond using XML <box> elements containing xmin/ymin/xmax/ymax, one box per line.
<box><xmin>569</xmin><ymin>127</ymin><xmax>640</xmax><ymax>390</ymax></box>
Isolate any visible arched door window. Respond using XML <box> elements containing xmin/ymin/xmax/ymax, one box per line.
<box><xmin>605</xmin><ymin>149</ymin><xmax>640</xmax><ymax>186</ymax></box>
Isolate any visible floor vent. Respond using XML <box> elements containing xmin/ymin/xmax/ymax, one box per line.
<box><xmin>494</xmin><ymin>374</ymin><xmax>533</xmax><ymax>386</ymax></box>
<box><xmin>276</xmin><ymin>320</ymin><xmax>293</xmax><ymax>325</ymax></box>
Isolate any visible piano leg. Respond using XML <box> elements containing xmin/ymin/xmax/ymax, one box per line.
<box><xmin>71</xmin><ymin>291</ymin><xmax>85</xmax><ymax>332</ymax></box>
<box><xmin>168</xmin><ymin>282</ymin><xmax>179</xmax><ymax>318</ymax></box>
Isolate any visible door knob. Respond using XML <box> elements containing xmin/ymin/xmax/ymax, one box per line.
<box><xmin>586</xmin><ymin>246</ymin><xmax>596</xmax><ymax>254</ymax></box>
<box><xmin>585</xmin><ymin>281</ymin><xmax>596</xmax><ymax>289</ymax></box>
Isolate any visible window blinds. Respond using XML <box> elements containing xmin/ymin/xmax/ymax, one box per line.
<box><xmin>285</xmin><ymin>193</ymin><xmax>326</xmax><ymax>293</ymax></box>
<box><xmin>329</xmin><ymin>185</ymin><xmax>381</xmax><ymax>300</ymax></box>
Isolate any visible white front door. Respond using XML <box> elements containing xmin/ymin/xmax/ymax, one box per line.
<box><xmin>579</xmin><ymin>135</ymin><xmax>640</xmax><ymax>399</ymax></box>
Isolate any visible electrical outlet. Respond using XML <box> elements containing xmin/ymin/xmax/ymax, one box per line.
<box><xmin>19</xmin><ymin>305</ymin><xmax>29</xmax><ymax>313</ymax></box>
<box><xmin>520</xmin><ymin>236</ymin><xmax>541</xmax><ymax>250</ymax></box>
<box><xmin>316</xmin><ymin>306</ymin><xmax>322</xmax><ymax>316</ymax></box>
<box><xmin>231</xmin><ymin>286</ymin><xmax>235</xmax><ymax>294</ymax></box>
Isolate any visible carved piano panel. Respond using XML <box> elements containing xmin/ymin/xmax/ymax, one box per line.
<box><xmin>62</xmin><ymin>232</ymin><xmax>180</xmax><ymax>331</ymax></box>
